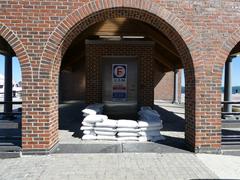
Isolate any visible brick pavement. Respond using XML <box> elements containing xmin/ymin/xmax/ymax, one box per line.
<box><xmin>0</xmin><ymin>153</ymin><xmax>217</xmax><ymax>180</ymax></box>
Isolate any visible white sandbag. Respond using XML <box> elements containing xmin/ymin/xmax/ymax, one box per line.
<box><xmin>118</xmin><ymin>132</ymin><xmax>139</xmax><ymax>137</ymax></box>
<box><xmin>138</xmin><ymin>136</ymin><xmax>148</xmax><ymax>142</ymax></box>
<box><xmin>83</xmin><ymin>115</ymin><xmax>108</xmax><ymax>123</ymax></box>
<box><xmin>82</xmin><ymin>135</ymin><xmax>97</xmax><ymax>140</ymax></box>
<box><xmin>82</xmin><ymin>103</ymin><xmax>104</xmax><ymax>115</ymax></box>
<box><xmin>96</xmin><ymin>135</ymin><xmax>117</xmax><ymax>141</ymax></box>
<box><xmin>117</xmin><ymin>128</ymin><xmax>140</xmax><ymax>132</ymax></box>
<box><xmin>117</xmin><ymin>120</ymin><xmax>138</xmax><ymax>128</ymax></box>
<box><xmin>82</xmin><ymin>121</ymin><xmax>95</xmax><ymax>127</ymax></box>
<box><xmin>117</xmin><ymin>137</ymin><xmax>139</xmax><ymax>141</ymax></box>
<box><xmin>83</xmin><ymin>130</ymin><xmax>96</xmax><ymax>135</ymax></box>
<box><xmin>140</xmin><ymin>125</ymin><xmax>163</xmax><ymax>131</ymax></box>
<box><xmin>80</xmin><ymin>126</ymin><xmax>94</xmax><ymax>130</ymax></box>
<box><xmin>95</xmin><ymin>119</ymin><xmax>117</xmax><ymax>128</ymax></box>
<box><xmin>138</xmin><ymin>109</ymin><xmax>160</xmax><ymax>122</ymax></box>
<box><xmin>138</xmin><ymin>120</ymin><xmax>162</xmax><ymax>128</ymax></box>
<box><xmin>82</xmin><ymin>109</ymin><xmax>98</xmax><ymax>115</ymax></box>
<box><xmin>83</xmin><ymin>113</ymin><xmax>89</xmax><ymax>117</ymax></box>
<box><xmin>94</xmin><ymin>127</ymin><xmax>116</xmax><ymax>132</ymax></box>
<box><xmin>138</xmin><ymin>130</ymin><xmax>161</xmax><ymax>137</ymax></box>
<box><xmin>94</xmin><ymin>131</ymin><xmax>116</xmax><ymax>136</ymax></box>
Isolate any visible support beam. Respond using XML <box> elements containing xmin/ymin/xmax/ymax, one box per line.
<box><xmin>154</xmin><ymin>50</ymin><xmax>174</xmax><ymax>70</ymax></box>
<box><xmin>224</xmin><ymin>57</ymin><xmax>233</xmax><ymax>112</ymax></box>
<box><xmin>172</xmin><ymin>69</ymin><xmax>179</xmax><ymax>104</ymax></box>
<box><xmin>4</xmin><ymin>55</ymin><xmax>13</xmax><ymax>116</ymax></box>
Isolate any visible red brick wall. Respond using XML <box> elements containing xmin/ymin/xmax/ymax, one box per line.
<box><xmin>1</xmin><ymin>0</ymin><xmax>239</xmax><ymax>153</ymax></box>
<box><xmin>154</xmin><ymin>70</ymin><xmax>182</xmax><ymax>102</ymax></box>
<box><xmin>85</xmin><ymin>40</ymin><xmax>154</xmax><ymax>106</ymax></box>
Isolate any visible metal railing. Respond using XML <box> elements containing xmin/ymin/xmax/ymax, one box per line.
<box><xmin>221</xmin><ymin>101</ymin><xmax>240</xmax><ymax>118</ymax></box>
<box><xmin>0</xmin><ymin>101</ymin><xmax>22</xmax><ymax>116</ymax></box>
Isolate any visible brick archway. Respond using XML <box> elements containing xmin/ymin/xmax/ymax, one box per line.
<box><xmin>37</xmin><ymin>1</ymin><xmax>203</xmax><ymax>152</ymax></box>
<box><xmin>0</xmin><ymin>23</ymin><xmax>32</xmax><ymax>148</ymax></box>
<box><xmin>212</xmin><ymin>28</ymin><xmax>240</xmax><ymax>103</ymax></box>
<box><xmin>0</xmin><ymin>22</ymin><xmax>32</xmax><ymax>79</ymax></box>
<box><xmin>212</xmin><ymin>27</ymin><xmax>240</xmax><ymax>137</ymax></box>
<box><xmin>214</xmin><ymin>27</ymin><xmax>240</xmax><ymax>67</ymax></box>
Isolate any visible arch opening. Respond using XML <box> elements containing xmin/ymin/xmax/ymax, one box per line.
<box><xmin>54</xmin><ymin>9</ymin><xmax>194</xmax><ymax>152</ymax></box>
<box><xmin>0</xmin><ymin>36</ymin><xmax>22</xmax><ymax>149</ymax></box>
<box><xmin>221</xmin><ymin>41</ymin><xmax>240</xmax><ymax>150</ymax></box>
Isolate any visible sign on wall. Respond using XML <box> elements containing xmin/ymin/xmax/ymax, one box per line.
<box><xmin>112</xmin><ymin>64</ymin><xmax>127</xmax><ymax>101</ymax></box>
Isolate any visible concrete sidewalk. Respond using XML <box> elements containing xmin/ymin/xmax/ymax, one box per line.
<box><xmin>197</xmin><ymin>153</ymin><xmax>240</xmax><ymax>179</ymax></box>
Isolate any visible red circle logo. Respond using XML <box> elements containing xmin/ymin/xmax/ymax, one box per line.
<box><xmin>114</xmin><ymin>66</ymin><xmax>126</xmax><ymax>78</ymax></box>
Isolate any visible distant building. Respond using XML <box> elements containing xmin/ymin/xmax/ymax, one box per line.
<box><xmin>0</xmin><ymin>74</ymin><xmax>22</xmax><ymax>97</ymax></box>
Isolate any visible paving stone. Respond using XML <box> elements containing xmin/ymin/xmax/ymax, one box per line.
<box><xmin>0</xmin><ymin>153</ymin><xmax>218</xmax><ymax>179</ymax></box>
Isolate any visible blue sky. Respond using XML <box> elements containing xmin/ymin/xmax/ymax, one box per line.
<box><xmin>0</xmin><ymin>54</ymin><xmax>22</xmax><ymax>82</ymax></box>
<box><xmin>0</xmin><ymin>54</ymin><xmax>240</xmax><ymax>86</ymax></box>
<box><xmin>181</xmin><ymin>56</ymin><xmax>240</xmax><ymax>87</ymax></box>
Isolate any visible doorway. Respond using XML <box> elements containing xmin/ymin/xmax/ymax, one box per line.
<box><xmin>102</xmin><ymin>56</ymin><xmax>138</xmax><ymax>119</ymax></box>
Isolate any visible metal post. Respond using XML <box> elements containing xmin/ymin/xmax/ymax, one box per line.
<box><xmin>224</xmin><ymin>57</ymin><xmax>233</xmax><ymax>112</ymax></box>
<box><xmin>172</xmin><ymin>69</ymin><xmax>179</xmax><ymax>104</ymax></box>
<box><xmin>4</xmin><ymin>55</ymin><xmax>13</xmax><ymax>116</ymax></box>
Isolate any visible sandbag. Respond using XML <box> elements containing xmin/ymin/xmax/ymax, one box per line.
<box><xmin>95</xmin><ymin>119</ymin><xmax>117</xmax><ymax>128</ymax></box>
<box><xmin>138</xmin><ymin>109</ymin><xmax>160</xmax><ymax>122</ymax></box>
<box><xmin>138</xmin><ymin>120</ymin><xmax>162</xmax><ymax>128</ymax></box>
<box><xmin>83</xmin><ymin>115</ymin><xmax>108</xmax><ymax>123</ymax></box>
<box><xmin>138</xmin><ymin>130</ymin><xmax>161</xmax><ymax>137</ymax></box>
<box><xmin>83</xmin><ymin>113</ymin><xmax>89</xmax><ymax>117</ymax></box>
<box><xmin>117</xmin><ymin>128</ymin><xmax>140</xmax><ymax>132</ymax></box>
<box><xmin>117</xmin><ymin>132</ymin><xmax>139</xmax><ymax>137</ymax></box>
<box><xmin>82</xmin><ymin>103</ymin><xmax>104</xmax><ymax>115</ymax></box>
<box><xmin>117</xmin><ymin>120</ymin><xmax>138</xmax><ymax>128</ymax></box>
<box><xmin>80</xmin><ymin>126</ymin><xmax>94</xmax><ymax>130</ymax></box>
<box><xmin>83</xmin><ymin>130</ymin><xmax>96</xmax><ymax>135</ymax></box>
<box><xmin>139</xmin><ymin>125</ymin><xmax>163</xmax><ymax>131</ymax></box>
<box><xmin>94</xmin><ymin>127</ymin><xmax>116</xmax><ymax>132</ymax></box>
<box><xmin>96</xmin><ymin>135</ymin><xmax>117</xmax><ymax>141</ymax></box>
<box><xmin>82</xmin><ymin>135</ymin><xmax>97</xmax><ymax>140</ymax></box>
<box><xmin>82</xmin><ymin>109</ymin><xmax>98</xmax><ymax>115</ymax></box>
<box><xmin>94</xmin><ymin>131</ymin><xmax>116</xmax><ymax>136</ymax></box>
<box><xmin>117</xmin><ymin>137</ymin><xmax>139</xmax><ymax>141</ymax></box>
<box><xmin>82</xmin><ymin>121</ymin><xmax>95</xmax><ymax>127</ymax></box>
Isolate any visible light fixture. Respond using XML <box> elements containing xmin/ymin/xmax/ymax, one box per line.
<box><xmin>99</xmin><ymin>36</ymin><xmax>121</xmax><ymax>40</ymax></box>
<box><xmin>230</xmin><ymin>52</ymin><xmax>240</xmax><ymax>57</ymax></box>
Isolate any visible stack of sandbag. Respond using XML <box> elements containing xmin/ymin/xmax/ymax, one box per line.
<box><xmin>117</xmin><ymin>120</ymin><xmax>139</xmax><ymax>141</ymax></box>
<box><xmin>81</xmin><ymin>114</ymin><xmax>107</xmax><ymax>140</ymax></box>
<box><xmin>138</xmin><ymin>107</ymin><xmax>165</xmax><ymax>142</ymax></box>
<box><xmin>82</xmin><ymin>103</ymin><xmax>104</xmax><ymax>116</ymax></box>
<box><xmin>94</xmin><ymin>119</ymin><xmax>118</xmax><ymax>141</ymax></box>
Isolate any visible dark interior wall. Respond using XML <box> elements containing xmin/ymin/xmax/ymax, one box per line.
<box><xmin>59</xmin><ymin>60</ymin><xmax>86</xmax><ymax>102</ymax></box>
